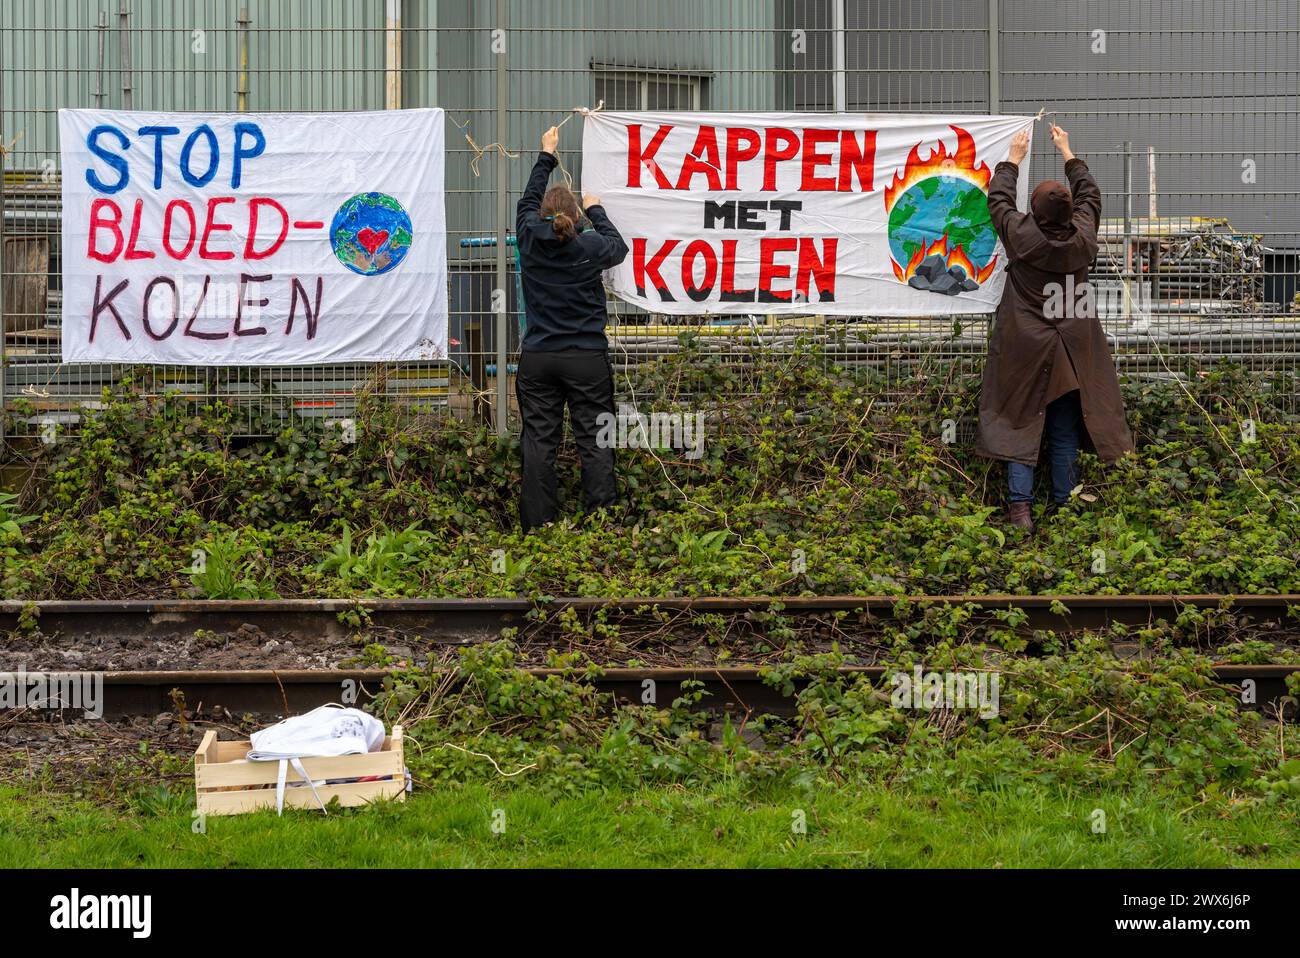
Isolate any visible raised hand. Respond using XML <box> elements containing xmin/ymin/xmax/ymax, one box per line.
<box><xmin>1008</xmin><ymin>129</ymin><xmax>1030</xmax><ymax>164</ymax></box>
<box><xmin>1050</xmin><ymin>124</ymin><xmax>1074</xmax><ymax>161</ymax></box>
<box><xmin>582</xmin><ymin>193</ymin><xmax>601</xmax><ymax>210</ymax></box>
<box><xmin>541</xmin><ymin>125</ymin><xmax>559</xmax><ymax>155</ymax></box>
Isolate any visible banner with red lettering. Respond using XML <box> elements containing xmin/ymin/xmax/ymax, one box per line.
<box><xmin>581</xmin><ymin>111</ymin><xmax>1034</xmax><ymax>315</ymax></box>
<box><xmin>59</xmin><ymin>108</ymin><xmax>447</xmax><ymax>364</ymax></box>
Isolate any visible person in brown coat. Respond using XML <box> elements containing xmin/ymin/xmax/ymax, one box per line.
<box><xmin>977</xmin><ymin>124</ymin><xmax>1134</xmax><ymax>531</ymax></box>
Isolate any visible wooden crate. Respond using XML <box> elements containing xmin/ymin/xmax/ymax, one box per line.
<box><xmin>194</xmin><ymin>726</ymin><xmax>406</xmax><ymax>816</ymax></box>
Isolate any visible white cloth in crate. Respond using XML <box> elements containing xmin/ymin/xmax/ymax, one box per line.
<box><xmin>246</xmin><ymin>705</ymin><xmax>387</xmax><ymax>815</ymax></box>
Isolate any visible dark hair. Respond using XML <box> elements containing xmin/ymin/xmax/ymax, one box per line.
<box><xmin>540</xmin><ymin>184</ymin><xmax>581</xmax><ymax>243</ymax></box>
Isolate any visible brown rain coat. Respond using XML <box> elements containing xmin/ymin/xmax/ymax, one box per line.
<box><xmin>976</xmin><ymin>157</ymin><xmax>1135</xmax><ymax>466</ymax></box>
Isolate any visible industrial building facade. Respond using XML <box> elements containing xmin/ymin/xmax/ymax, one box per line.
<box><xmin>2</xmin><ymin>0</ymin><xmax>1296</xmax><ymax>436</ymax></box>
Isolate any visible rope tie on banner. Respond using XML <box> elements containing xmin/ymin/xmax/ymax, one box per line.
<box><xmin>556</xmin><ymin>98</ymin><xmax>604</xmax><ymax>130</ymax></box>
<box><xmin>551</xmin><ymin>99</ymin><xmax>604</xmax><ymax>190</ymax></box>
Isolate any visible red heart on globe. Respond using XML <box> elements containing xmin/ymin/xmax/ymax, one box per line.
<box><xmin>357</xmin><ymin>228</ymin><xmax>388</xmax><ymax>256</ymax></box>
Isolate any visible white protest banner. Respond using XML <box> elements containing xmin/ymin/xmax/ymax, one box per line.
<box><xmin>581</xmin><ymin>111</ymin><xmax>1034</xmax><ymax>316</ymax></box>
<box><xmin>59</xmin><ymin>108</ymin><xmax>447</xmax><ymax>365</ymax></box>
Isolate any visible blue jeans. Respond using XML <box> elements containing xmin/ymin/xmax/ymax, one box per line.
<box><xmin>1007</xmin><ymin>391</ymin><xmax>1082</xmax><ymax>505</ymax></box>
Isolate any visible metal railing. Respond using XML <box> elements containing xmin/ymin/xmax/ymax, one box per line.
<box><xmin>2</xmin><ymin>0</ymin><xmax>1297</xmax><ymax>443</ymax></box>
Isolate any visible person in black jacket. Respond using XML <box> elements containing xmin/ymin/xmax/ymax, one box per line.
<box><xmin>515</xmin><ymin>124</ymin><xmax>629</xmax><ymax>533</ymax></box>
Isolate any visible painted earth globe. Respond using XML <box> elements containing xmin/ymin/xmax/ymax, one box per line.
<box><xmin>330</xmin><ymin>192</ymin><xmax>414</xmax><ymax>276</ymax></box>
<box><xmin>887</xmin><ymin>175</ymin><xmax>996</xmax><ymax>275</ymax></box>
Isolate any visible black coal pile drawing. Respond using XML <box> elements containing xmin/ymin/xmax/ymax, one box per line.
<box><xmin>907</xmin><ymin>253</ymin><xmax>980</xmax><ymax>296</ymax></box>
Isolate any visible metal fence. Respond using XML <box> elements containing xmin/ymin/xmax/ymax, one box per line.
<box><xmin>3</xmin><ymin>0</ymin><xmax>1298</xmax><ymax>442</ymax></box>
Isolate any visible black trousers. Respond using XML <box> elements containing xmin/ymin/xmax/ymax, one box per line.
<box><xmin>515</xmin><ymin>348</ymin><xmax>617</xmax><ymax>532</ymax></box>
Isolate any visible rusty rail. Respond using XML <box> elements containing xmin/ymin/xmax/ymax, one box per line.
<box><xmin>2</xmin><ymin>597</ymin><xmax>1295</xmax><ymax>717</ymax></box>
<box><xmin>1</xmin><ymin>594</ymin><xmax>1296</xmax><ymax>643</ymax></box>
<box><xmin>54</xmin><ymin>662</ymin><xmax>1296</xmax><ymax>719</ymax></box>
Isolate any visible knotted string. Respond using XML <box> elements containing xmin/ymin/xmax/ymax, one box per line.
<box><xmin>556</xmin><ymin>98</ymin><xmax>604</xmax><ymax>130</ymax></box>
<box><xmin>450</xmin><ymin>114</ymin><xmax>519</xmax><ymax>177</ymax></box>
<box><xmin>450</xmin><ymin>99</ymin><xmax>605</xmax><ymax>188</ymax></box>
<box><xmin>0</xmin><ymin>130</ymin><xmax>23</xmax><ymax>158</ymax></box>
<box><xmin>552</xmin><ymin>99</ymin><xmax>604</xmax><ymax>190</ymax></box>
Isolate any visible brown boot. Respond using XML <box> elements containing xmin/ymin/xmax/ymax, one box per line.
<box><xmin>1006</xmin><ymin>502</ymin><xmax>1034</xmax><ymax>532</ymax></box>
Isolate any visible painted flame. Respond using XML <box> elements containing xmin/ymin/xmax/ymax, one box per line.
<box><xmin>884</xmin><ymin>125</ymin><xmax>992</xmax><ymax>214</ymax></box>
<box><xmin>892</xmin><ymin>233</ymin><xmax>999</xmax><ymax>285</ymax></box>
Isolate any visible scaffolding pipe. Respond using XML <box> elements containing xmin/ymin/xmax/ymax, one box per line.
<box><xmin>0</xmin><ymin>53</ymin><xmax>6</xmax><ymax>453</ymax></box>
<box><xmin>494</xmin><ymin>0</ymin><xmax>509</xmax><ymax>434</ymax></box>
<box><xmin>118</xmin><ymin>0</ymin><xmax>132</xmax><ymax>108</ymax></box>
<box><xmin>831</xmin><ymin>0</ymin><xmax>846</xmax><ymax>111</ymax></box>
<box><xmin>236</xmin><ymin>7</ymin><xmax>250</xmax><ymax>111</ymax></box>
<box><xmin>94</xmin><ymin>10</ymin><xmax>107</xmax><ymax>105</ymax></box>
<box><xmin>385</xmin><ymin>0</ymin><xmax>402</xmax><ymax>110</ymax></box>
<box><xmin>1148</xmin><ymin>146</ymin><xmax>1158</xmax><ymax>220</ymax></box>
<box><xmin>1124</xmin><ymin>141</ymin><xmax>1133</xmax><ymax>323</ymax></box>
<box><xmin>988</xmin><ymin>0</ymin><xmax>1000</xmax><ymax>112</ymax></box>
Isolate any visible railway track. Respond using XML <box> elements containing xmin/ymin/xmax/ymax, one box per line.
<box><xmin>2</xmin><ymin>596</ymin><xmax>1296</xmax><ymax>718</ymax></box>
<box><xmin>30</xmin><ymin>662</ymin><xmax>1300</xmax><ymax>719</ymax></box>
<box><xmin>3</xmin><ymin>593</ymin><xmax>1298</xmax><ymax>641</ymax></box>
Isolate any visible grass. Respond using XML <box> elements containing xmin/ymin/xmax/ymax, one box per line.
<box><xmin>0</xmin><ymin>779</ymin><xmax>1295</xmax><ymax>868</ymax></box>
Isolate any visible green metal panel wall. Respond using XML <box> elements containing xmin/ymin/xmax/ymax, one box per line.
<box><xmin>4</xmin><ymin>0</ymin><xmax>1296</xmax><ymax>440</ymax></box>
<box><xmin>2</xmin><ymin>0</ymin><xmax>389</xmax><ymax>167</ymax></box>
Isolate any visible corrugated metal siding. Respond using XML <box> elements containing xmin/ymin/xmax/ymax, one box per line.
<box><xmin>998</xmin><ymin>0</ymin><xmax>1298</xmax><ymax>247</ymax></box>
<box><xmin>2</xmin><ymin>0</ymin><xmax>1299</xmax><ymax>439</ymax></box>
<box><xmin>793</xmin><ymin>0</ymin><xmax>1298</xmax><ymax>247</ymax></box>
